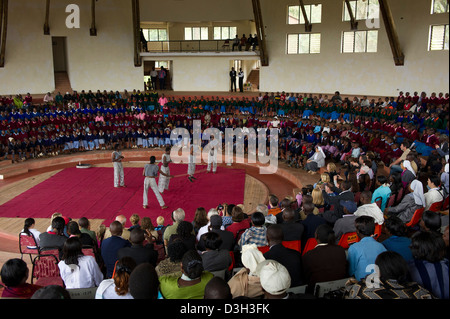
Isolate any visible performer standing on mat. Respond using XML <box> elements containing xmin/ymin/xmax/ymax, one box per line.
<box><xmin>158</xmin><ymin>146</ymin><xmax>172</xmax><ymax>194</ymax></box>
<box><xmin>188</xmin><ymin>143</ymin><xmax>197</xmax><ymax>183</ymax></box>
<box><xmin>143</xmin><ymin>156</ymin><xmax>171</xmax><ymax>209</ymax></box>
<box><xmin>207</xmin><ymin>134</ymin><xmax>219</xmax><ymax>174</ymax></box>
<box><xmin>112</xmin><ymin>143</ymin><xmax>125</xmax><ymax>188</ymax></box>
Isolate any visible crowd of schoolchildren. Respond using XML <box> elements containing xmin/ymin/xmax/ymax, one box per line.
<box><xmin>0</xmin><ymin>88</ymin><xmax>449</xmax><ymax>301</ymax></box>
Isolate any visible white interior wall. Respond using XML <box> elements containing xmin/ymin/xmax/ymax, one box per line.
<box><xmin>259</xmin><ymin>0</ymin><xmax>449</xmax><ymax>96</ymax></box>
<box><xmin>0</xmin><ymin>0</ymin><xmax>448</xmax><ymax>96</ymax></box>
<box><xmin>0</xmin><ymin>0</ymin><xmax>143</xmax><ymax>95</ymax></box>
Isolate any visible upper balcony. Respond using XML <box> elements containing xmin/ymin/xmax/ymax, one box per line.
<box><xmin>139</xmin><ymin>40</ymin><xmax>261</xmax><ymax>58</ymax></box>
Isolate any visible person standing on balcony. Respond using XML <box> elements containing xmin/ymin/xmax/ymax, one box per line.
<box><xmin>239</xmin><ymin>34</ymin><xmax>247</xmax><ymax>51</ymax></box>
<box><xmin>232</xmin><ymin>35</ymin><xmax>240</xmax><ymax>51</ymax></box>
<box><xmin>229</xmin><ymin>67</ymin><xmax>237</xmax><ymax>92</ymax></box>
<box><xmin>158</xmin><ymin>66</ymin><xmax>167</xmax><ymax>90</ymax></box>
<box><xmin>238</xmin><ymin>68</ymin><xmax>245</xmax><ymax>93</ymax></box>
<box><xmin>150</xmin><ymin>67</ymin><xmax>158</xmax><ymax>90</ymax></box>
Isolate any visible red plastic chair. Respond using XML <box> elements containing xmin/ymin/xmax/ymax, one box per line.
<box><xmin>405</xmin><ymin>207</ymin><xmax>425</xmax><ymax>228</ymax></box>
<box><xmin>374</xmin><ymin>197</ymin><xmax>383</xmax><ymax>209</ymax></box>
<box><xmin>82</xmin><ymin>247</ymin><xmax>96</xmax><ymax>258</ymax></box>
<box><xmin>428</xmin><ymin>201</ymin><xmax>443</xmax><ymax>212</ymax></box>
<box><xmin>228</xmin><ymin>251</ymin><xmax>235</xmax><ymax>272</ymax></box>
<box><xmin>338</xmin><ymin>232</ymin><xmax>360</xmax><ymax>249</ymax></box>
<box><xmin>373</xmin><ymin>224</ymin><xmax>383</xmax><ymax>240</ymax></box>
<box><xmin>443</xmin><ymin>196</ymin><xmax>449</xmax><ymax>210</ymax></box>
<box><xmin>282</xmin><ymin>240</ymin><xmax>302</xmax><ymax>253</ymax></box>
<box><xmin>302</xmin><ymin>238</ymin><xmax>318</xmax><ymax>256</ymax></box>
<box><xmin>19</xmin><ymin>232</ymin><xmax>40</xmax><ymax>263</ymax></box>
<box><xmin>386</xmin><ymin>193</ymin><xmax>396</xmax><ymax>209</ymax></box>
<box><xmin>257</xmin><ymin>246</ymin><xmax>270</xmax><ymax>254</ymax></box>
<box><xmin>31</xmin><ymin>254</ymin><xmax>64</xmax><ymax>287</ymax></box>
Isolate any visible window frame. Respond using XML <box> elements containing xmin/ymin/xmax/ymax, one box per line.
<box><xmin>213</xmin><ymin>26</ymin><xmax>238</xmax><ymax>40</ymax></box>
<box><xmin>184</xmin><ymin>27</ymin><xmax>209</xmax><ymax>41</ymax></box>
<box><xmin>142</xmin><ymin>28</ymin><xmax>168</xmax><ymax>42</ymax></box>
<box><xmin>428</xmin><ymin>24</ymin><xmax>450</xmax><ymax>50</ymax></box>
<box><xmin>431</xmin><ymin>0</ymin><xmax>450</xmax><ymax>14</ymax></box>
<box><xmin>287</xmin><ymin>4</ymin><xmax>322</xmax><ymax>25</ymax></box>
<box><xmin>287</xmin><ymin>33</ymin><xmax>321</xmax><ymax>54</ymax></box>
<box><xmin>343</xmin><ymin>0</ymin><xmax>380</xmax><ymax>21</ymax></box>
<box><xmin>341</xmin><ymin>30</ymin><xmax>378</xmax><ymax>53</ymax></box>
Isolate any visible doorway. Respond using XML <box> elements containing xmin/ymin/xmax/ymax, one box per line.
<box><xmin>52</xmin><ymin>37</ymin><xmax>71</xmax><ymax>93</ymax></box>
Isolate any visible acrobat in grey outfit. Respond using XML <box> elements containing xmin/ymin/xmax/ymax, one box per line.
<box><xmin>112</xmin><ymin>144</ymin><xmax>125</xmax><ymax>188</ymax></box>
<box><xmin>143</xmin><ymin>156</ymin><xmax>172</xmax><ymax>209</ymax></box>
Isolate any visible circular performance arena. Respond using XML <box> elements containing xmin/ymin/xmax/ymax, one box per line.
<box><xmin>0</xmin><ymin>143</ymin><xmax>309</xmax><ymax>262</ymax></box>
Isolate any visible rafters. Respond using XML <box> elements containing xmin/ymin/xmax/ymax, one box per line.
<box><xmin>0</xmin><ymin>0</ymin><xmax>8</xmax><ymax>67</ymax></box>
<box><xmin>251</xmin><ymin>0</ymin><xmax>269</xmax><ymax>66</ymax></box>
<box><xmin>299</xmin><ymin>0</ymin><xmax>312</xmax><ymax>32</ymax></box>
<box><xmin>90</xmin><ymin>0</ymin><xmax>97</xmax><ymax>36</ymax></box>
<box><xmin>44</xmin><ymin>0</ymin><xmax>50</xmax><ymax>35</ymax></box>
<box><xmin>344</xmin><ymin>0</ymin><xmax>358</xmax><ymax>30</ymax></box>
<box><xmin>379</xmin><ymin>0</ymin><xmax>404</xmax><ymax>66</ymax></box>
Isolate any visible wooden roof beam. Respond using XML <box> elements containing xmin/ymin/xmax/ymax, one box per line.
<box><xmin>44</xmin><ymin>0</ymin><xmax>50</xmax><ymax>35</ymax></box>
<box><xmin>299</xmin><ymin>0</ymin><xmax>312</xmax><ymax>32</ymax></box>
<box><xmin>0</xmin><ymin>0</ymin><xmax>8</xmax><ymax>67</ymax></box>
<box><xmin>90</xmin><ymin>0</ymin><xmax>97</xmax><ymax>36</ymax></box>
<box><xmin>379</xmin><ymin>0</ymin><xmax>404</xmax><ymax>66</ymax></box>
<box><xmin>344</xmin><ymin>0</ymin><xmax>358</xmax><ymax>30</ymax></box>
<box><xmin>251</xmin><ymin>0</ymin><xmax>269</xmax><ymax>66</ymax></box>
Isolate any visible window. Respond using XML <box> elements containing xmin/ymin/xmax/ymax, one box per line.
<box><xmin>155</xmin><ymin>61</ymin><xmax>169</xmax><ymax>69</ymax></box>
<box><xmin>288</xmin><ymin>4</ymin><xmax>322</xmax><ymax>24</ymax></box>
<box><xmin>429</xmin><ymin>24</ymin><xmax>449</xmax><ymax>50</ymax></box>
<box><xmin>343</xmin><ymin>0</ymin><xmax>379</xmax><ymax>21</ymax></box>
<box><xmin>213</xmin><ymin>27</ymin><xmax>237</xmax><ymax>40</ymax></box>
<box><xmin>342</xmin><ymin>30</ymin><xmax>378</xmax><ymax>53</ymax></box>
<box><xmin>184</xmin><ymin>27</ymin><xmax>208</xmax><ymax>40</ymax></box>
<box><xmin>287</xmin><ymin>33</ymin><xmax>321</xmax><ymax>54</ymax></box>
<box><xmin>431</xmin><ymin>0</ymin><xmax>449</xmax><ymax>14</ymax></box>
<box><xmin>142</xmin><ymin>29</ymin><xmax>168</xmax><ymax>42</ymax></box>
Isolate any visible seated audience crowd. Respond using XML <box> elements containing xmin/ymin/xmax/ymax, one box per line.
<box><xmin>0</xmin><ymin>88</ymin><xmax>448</xmax><ymax>300</ymax></box>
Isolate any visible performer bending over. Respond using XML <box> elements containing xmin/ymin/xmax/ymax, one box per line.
<box><xmin>112</xmin><ymin>143</ymin><xmax>125</xmax><ymax>188</ymax></box>
<box><xmin>158</xmin><ymin>146</ymin><xmax>172</xmax><ymax>194</ymax></box>
<box><xmin>188</xmin><ymin>144</ymin><xmax>197</xmax><ymax>183</ymax></box>
<box><xmin>143</xmin><ymin>156</ymin><xmax>172</xmax><ymax>210</ymax></box>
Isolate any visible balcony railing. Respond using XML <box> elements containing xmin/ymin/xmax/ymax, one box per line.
<box><xmin>141</xmin><ymin>40</ymin><xmax>259</xmax><ymax>53</ymax></box>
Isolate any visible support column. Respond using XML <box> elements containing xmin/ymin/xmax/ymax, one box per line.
<box><xmin>131</xmin><ymin>0</ymin><xmax>141</xmax><ymax>67</ymax></box>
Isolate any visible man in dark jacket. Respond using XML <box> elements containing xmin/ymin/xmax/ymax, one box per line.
<box><xmin>263</xmin><ymin>225</ymin><xmax>303</xmax><ymax>287</ymax></box>
<box><xmin>117</xmin><ymin>228</ymin><xmax>158</xmax><ymax>267</ymax></box>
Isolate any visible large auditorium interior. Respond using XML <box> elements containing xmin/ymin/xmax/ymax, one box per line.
<box><xmin>0</xmin><ymin>0</ymin><xmax>448</xmax><ymax>312</ymax></box>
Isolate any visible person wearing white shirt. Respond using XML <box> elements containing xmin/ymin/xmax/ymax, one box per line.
<box><xmin>21</xmin><ymin>218</ymin><xmax>41</xmax><ymax>249</ymax></box>
<box><xmin>196</xmin><ymin>209</ymin><xmax>224</xmax><ymax>242</ymax></box>
<box><xmin>206</xmin><ymin>134</ymin><xmax>219</xmax><ymax>174</ymax></box>
<box><xmin>354</xmin><ymin>191</ymin><xmax>385</xmax><ymax>225</ymax></box>
<box><xmin>238</xmin><ymin>68</ymin><xmax>245</xmax><ymax>92</ymax></box>
<box><xmin>424</xmin><ymin>175</ymin><xmax>445</xmax><ymax>211</ymax></box>
<box><xmin>58</xmin><ymin>237</ymin><xmax>104</xmax><ymax>289</ymax></box>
